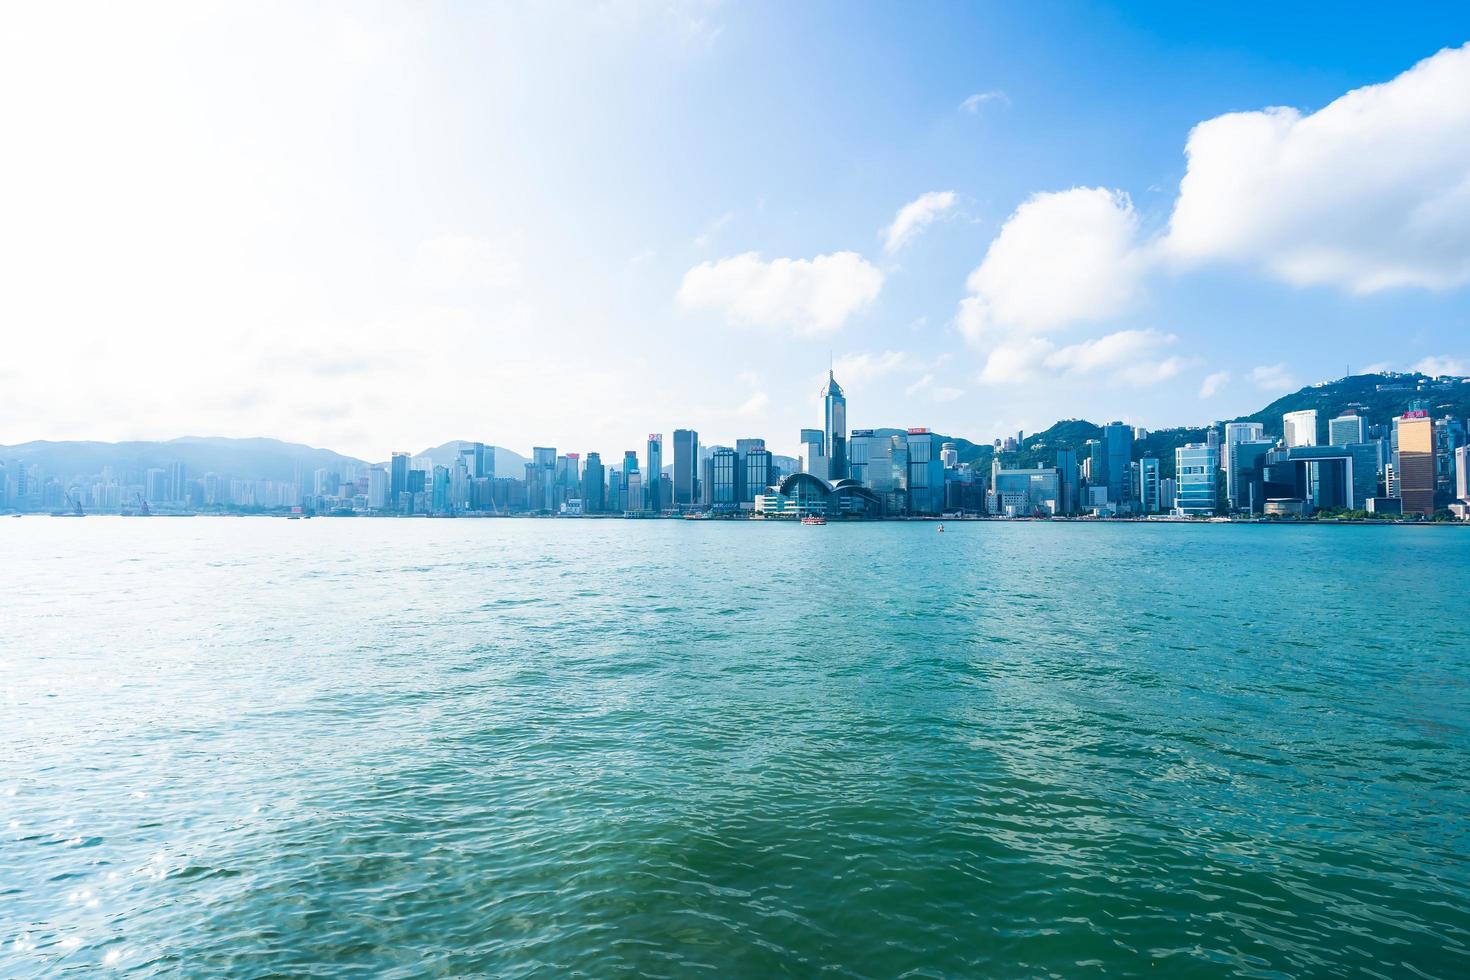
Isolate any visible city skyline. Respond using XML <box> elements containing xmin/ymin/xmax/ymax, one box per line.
<box><xmin>2</xmin><ymin>5</ymin><xmax>1469</xmax><ymax>461</ymax></box>
<box><xmin>5</xmin><ymin>365</ymin><xmax>1466</xmax><ymax>521</ymax></box>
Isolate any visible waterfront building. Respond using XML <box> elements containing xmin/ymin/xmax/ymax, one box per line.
<box><xmin>989</xmin><ymin>467</ymin><xmax>1061</xmax><ymax>517</ymax></box>
<box><xmin>582</xmin><ymin>452</ymin><xmax>606</xmax><ymax>513</ymax></box>
<box><xmin>801</xmin><ymin>428</ymin><xmax>826</xmax><ymax>479</ymax></box>
<box><xmin>1173</xmin><ymin>443</ymin><xmax>1220</xmax><ymax>516</ymax></box>
<box><xmin>390</xmin><ymin>452</ymin><xmax>410</xmax><ymax>502</ymax></box>
<box><xmin>1457</xmin><ymin>444</ymin><xmax>1470</xmax><ymax>502</ymax></box>
<box><xmin>1101</xmin><ymin>421</ymin><xmax>1132</xmax><ymax>509</ymax></box>
<box><xmin>1231</xmin><ymin>439</ymin><xmax>1277</xmax><ymax>513</ymax></box>
<box><xmin>940</xmin><ymin>442</ymin><xmax>958</xmax><ymax>468</ymax></box>
<box><xmin>608</xmin><ymin>468</ymin><xmax>624</xmax><ymax>512</ymax></box>
<box><xmin>904</xmin><ymin>429</ymin><xmax>945</xmax><ymax>515</ymax></box>
<box><xmin>624</xmin><ymin>471</ymin><xmax>643</xmax><ymax>513</ymax></box>
<box><xmin>735</xmin><ymin>438</ymin><xmax>765</xmax><ymax>504</ymax></box>
<box><xmin>822</xmin><ymin>370</ymin><xmax>848</xmax><ymax>481</ymax></box>
<box><xmin>1393</xmin><ymin>412</ymin><xmax>1435</xmax><ymax>516</ymax></box>
<box><xmin>367</xmin><ymin>466</ymin><xmax>388</xmax><ymax>510</ymax></box>
<box><xmin>848</xmin><ymin>429</ymin><xmax>876</xmax><ymax>486</ymax></box>
<box><xmin>1056</xmin><ymin>449</ymin><xmax>1080</xmax><ymax>515</ymax></box>
<box><xmin>1223</xmin><ymin>421</ymin><xmax>1266</xmax><ymax>508</ymax></box>
<box><xmin>1328</xmin><ymin>414</ymin><xmax>1366</xmax><ymax>448</ymax></box>
<box><xmin>168</xmin><ymin>461</ymin><xmax>187</xmax><ymax>503</ymax></box>
<box><xmin>744</xmin><ymin>448</ymin><xmax>773</xmax><ymax>507</ymax></box>
<box><xmin>1137</xmin><ymin>456</ymin><xmax>1161</xmax><ymax>513</ymax></box>
<box><xmin>1159</xmin><ymin>476</ymin><xmax>1177</xmax><ymax>511</ymax></box>
<box><xmin>1285</xmin><ymin>444</ymin><xmax>1378</xmax><ymax>510</ymax></box>
<box><xmin>1283</xmin><ymin>410</ymin><xmax>1319</xmax><ymax>448</ymax></box>
<box><xmin>145</xmin><ymin>467</ymin><xmax>168</xmax><ymax>505</ymax></box>
<box><xmin>1435</xmin><ymin>417</ymin><xmax>1465</xmax><ymax>504</ymax></box>
<box><xmin>526</xmin><ymin>447</ymin><xmax>557</xmax><ymax>512</ymax></box>
<box><xmin>646</xmin><ymin>435</ymin><xmax>663</xmax><ymax>512</ymax></box>
<box><xmin>672</xmin><ymin>429</ymin><xmax>698</xmax><ymax>508</ymax></box>
<box><xmin>710</xmin><ymin>446</ymin><xmax>738</xmax><ymax>507</ymax></box>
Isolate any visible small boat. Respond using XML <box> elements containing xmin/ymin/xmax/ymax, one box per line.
<box><xmin>937</xmin><ymin>523</ymin><xmax>945</xmax><ymax>532</ymax></box>
<box><xmin>801</xmin><ymin>515</ymin><xmax>826</xmax><ymax>525</ymax></box>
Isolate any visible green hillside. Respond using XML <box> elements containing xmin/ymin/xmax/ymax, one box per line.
<box><xmin>971</xmin><ymin>372</ymin><xmax>1468</xmax><ymax>479</ymax></box>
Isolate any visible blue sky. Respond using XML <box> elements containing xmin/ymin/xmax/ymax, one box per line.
<box><xmin>1</xmin><ymin>1</ymin><xmax>1467</xmax><ymax>459</ymax></box>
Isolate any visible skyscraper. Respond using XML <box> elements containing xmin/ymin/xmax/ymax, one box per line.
<box><xmin>390</xmin><ymin>452</ymin><xmax>410</xmax><ymax>503</ymax></box>
<box><xmin>801</xmin><ymin>428</ymin><xmax>826</xmax><ymax>478</ymax></box>
<box><xmin>645</xmin><ymin>434</ymin><xmax>663</xmax><ymax>512</ymax></box>
<box><xmin>527</xmin><ymin>447</ymin><xmax>556</xmax><ymax>512</ymax></box>
<box><xmin>1137</xmin><ymin>455</ymin><xmax>1161</xmax><ymax>513</ymax></box>
<box><xmin>1283</xmin><ymin>410</ymin><xmax>1319</xmax><ymax>448</ymax></box>
<box><xmin>1223</xmin><ymin>421</ymin><xmax>1265</xmax><ymax>509</ymax></box>
<box><xmin>710</xmin><ymin>447</ymin><xmax>738</xmax><ymax>506</ymax></box>
<box><xmin>1456</xmin><ymin>444</ymin><xmax>1470</xmax><ymax>503</ymax></box>
<box><xmin>735</xmin><ymin>438</ymin><xmax>766</xmax><ymax>504</ymax></box>
<box><xmin>1328</xmin><ymin>414</ymin><xmax>1365</xmax><ymax>447</ymax></box>
<box><xmin>1100</xmin><ymin>421</ymin><xmax>1132</xmax><ymax>508</ymax></box>
<box><xmin>1174</xmin><ymin>443</ymin><xmax>1220</xmax><ymax>516</ymax></box>
<box><xmin>168</xmin><ymin>461</ymin><xmax>187</xmax><ymax>503</ymax></box>
<box><xmin>672</xmin><ymin>429</ymin><xmax>698</xmax><ymax>508</ymax></box>
<box><xmin>583</xmin><ymin>452</ymin><xmax>606</xmax><ymax>513</ymax></box>
<box><xmin>822</xmin><ymin>370</ymin><xmax>848</xmax><ymax>481</ymax></box>
<box><xmin>745</xmin><ymin>448</ymin><xmax>773</xmax><ymax>505</ymax></box>
<box><xmin>1394</xmin><ymin>412</ymin><xmax>1435</xmax><ymax>516</ymax></box>
<box><xmin>1056</xmin><ymin>449</ymin><xmax>1079</xmax><ymax>515</ymax></box>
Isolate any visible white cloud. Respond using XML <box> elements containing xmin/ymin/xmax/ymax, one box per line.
<box><xmin>955</xmin><ymin>187</ymin><xmax>1146</xmax><ymax>343</ymax></box>
<box><xmin>737</xmin><ymin>390</ymin><xmax>770</xmax><ymax>415</ymax></box>
<box><xmin>905</xmin><ymin>374</ymin><xmax>967</xmax><ymax>402</ymax></box>
<box><xmin>1414</xmin><ymin>355</ymin><xmax>1469</xmax><ymax>377</ymax></box>
<box><xmin>1198</xmin><ymin>370</ymin><xmax>1230</xmax><ymax>399</ymax></box>
<box><xmin>883</xmin><ymin>191</ymin><xmax>957</xmax><ymax>253</ymax></box>
<box><xmin>833</xmin><ymin>350</ymin><xmax>912</xmax><ymax>387</ymax></box>
<box><xmin>1251</xmin><ymin>363</ymin><xmax>1298</xmax><ymax>393</ymax></box>
<box><xmin>1163</xmin><ymin>43</ymin><xmax>1470</xmax><ymax>293</ymax></box>
<box><xmin>977</xmin><ymin>329</ymin><xmax>1187</xmax><ymax>386</ymax></box>
<box><xmin>677</xmin><ymin>251</ymin><xmax>883</xmax><ymax>336</ymax></box>
<box><xmin>960</xmin><ymin>90</ymin><xmax>1009</xmax><ymax>113</ymax></box>
<box><xmin>410</xmin><ymin>234</ymin><xmax>522</xmax><ymax>290</ymax></box>
<box><xmin>977</xmin><ymin>339</ymin><xmax>1053</xmax><ymax>384</ymax></box>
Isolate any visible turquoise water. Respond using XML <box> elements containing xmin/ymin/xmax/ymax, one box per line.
<box><xmin>3</xmin><ymin>518</ymin><xmax>1468</xmax><ymax>977</ymax></box>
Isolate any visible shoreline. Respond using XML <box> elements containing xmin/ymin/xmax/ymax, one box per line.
<box><xmin>5</xmin><ymin>512</ymin><xmax>1465</xmax><ymax>527</ymax></box>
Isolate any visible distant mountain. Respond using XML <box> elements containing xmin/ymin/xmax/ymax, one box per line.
<box><xmin>6</xmin><ymin>373</ymin><xmax>1465</xmax><ymax>489</ymax></box>
<box><xmin>0</xmin><ymin>436</ymin><xmax>364</xmax><ymax>484</ymax></box>
<box><xmin>410</xmin><ymin>441</ymin><xmax>530</xmax><ymax>475</ymax></box>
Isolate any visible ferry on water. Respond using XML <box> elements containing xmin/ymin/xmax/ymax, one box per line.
<box><xmin>801</xmin><ymin>515</ymin><xmax>827</xmax><ymax>525</ymax></box>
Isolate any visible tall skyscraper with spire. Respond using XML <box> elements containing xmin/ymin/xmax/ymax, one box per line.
<box><xmin>822</xmin><ymin>369</ymin><xmax>847</xmax><ymax>482</ymax></box>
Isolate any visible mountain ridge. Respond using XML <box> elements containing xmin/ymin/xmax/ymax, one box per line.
<box><xmin>4</xmin><ymin>373</ymin><xmax>1466</xmax><ymax>484</ymax></box>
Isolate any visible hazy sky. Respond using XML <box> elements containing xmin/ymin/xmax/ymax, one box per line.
<box><xmin>3</xmin><ymin>2</ymin><xmax>1468</xmax><ymax>459</ymax></box>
